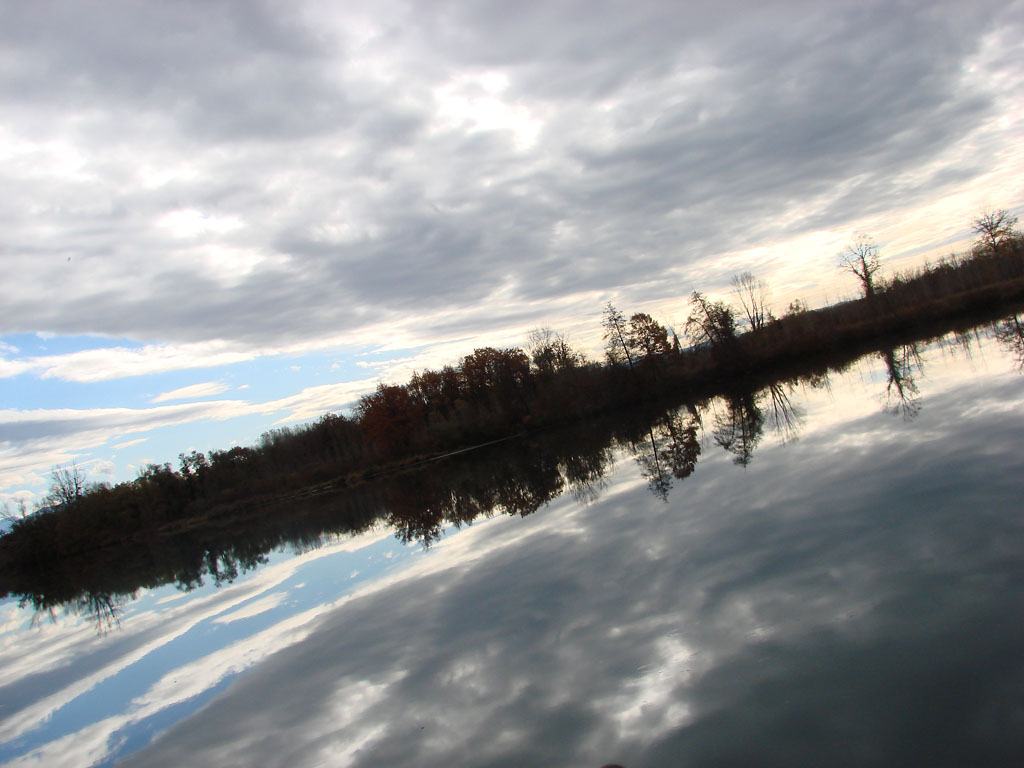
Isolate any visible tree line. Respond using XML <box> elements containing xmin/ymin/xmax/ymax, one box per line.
<box><xmin>1</xmin><ymin>209</ymin><xmax>1022</xmax><ymax>560</ymax></box>
<box><xmin>5</xmin><ymin>295</ymin><xmax>1022</xmax><ymax>630</ymax></box>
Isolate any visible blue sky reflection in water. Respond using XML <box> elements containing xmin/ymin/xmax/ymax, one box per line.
<box><xmin>2</xmin><ymin>331</ymin><xmax>1024</xmax><ymax>767</ymax></box>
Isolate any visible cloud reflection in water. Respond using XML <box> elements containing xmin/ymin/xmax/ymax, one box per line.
<box><xmin>113</xmin><ymin>371</ymin><xmax>1024</xmax><ymax>767</ymax></box>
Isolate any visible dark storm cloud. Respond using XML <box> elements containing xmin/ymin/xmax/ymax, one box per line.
<box><xmin>119</xmin><ymin>377</ymin><xmax>1024</xmax><ymax>767</ymax></box>
<box><xmin>0</xmin><ymin>0</ymin><xmax>1020</xmax><ymax>350</ymax></box>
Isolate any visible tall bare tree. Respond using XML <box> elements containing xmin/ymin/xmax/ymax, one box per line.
<box><xmin>838</xmin><ymin>235</ymin><xmax>882</xmax><ymax>298</ymax></box>
<box><xmin>731</xmin><ymin>272</ymin><xmax>772</xmax><ymax>331</ymax></box>
<box><xmin>971</xmin><ymin>209</ymin><xmax>1019</xmax><ymax>254</ymax></box>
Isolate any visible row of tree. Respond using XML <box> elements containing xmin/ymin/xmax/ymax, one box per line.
<box><xmin>2</xmin><ymin>210</ymin><xmax>1022</xmax><ymax>556</ymax></box>
<box><xmin>8</xmin><ymin>298</ymin><xmax>1023</xmax><ymax>630</ymax></box>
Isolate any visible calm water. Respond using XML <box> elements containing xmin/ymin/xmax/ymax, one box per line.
<box><xmin>2</xmin><ymin>329</ymin><xmax>1023</xmax><ymax>767</ymax></box>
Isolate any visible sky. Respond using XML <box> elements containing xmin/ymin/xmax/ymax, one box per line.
<box><xmin>2</xmin><ymin>0</ymin><xmax>1023</xmax><ymax>503</ymax></box>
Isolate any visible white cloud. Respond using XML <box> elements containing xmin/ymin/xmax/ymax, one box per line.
<box><xmin>0</xmin><ymin>376</ymin><xmax>382</xmax><ymax>491</ymax></box>
<box><xmin>156</xmin><ymin>208</ymin><xmax>244</xmax><ymax>238</ymax></box>
<box><xmin>18</xmin><ymin>344</ymin><xmax>257</xmax><ymax>383</ymax></box>
<box><xmin>0</xmin><ymin>402</ymin><xmax>251</xmax><ymax>489</ymax></box>
<box><xmin>0</xmin><ymin>0</ymin><xmax>1018</xmax><ymax>356</ymax></box>
<box><xmin>0</xmin><ymin>0</ymin><xmax>1021</xmax><ymax>499</ymax></box>
<box><xmin>113</xmin><ymin>438</ymin><xmax>148</xmax><ymax>450</ymax></box>
<box><xmin>150</xmin><ymin>381</ymin><xmax>231</xmax><ymax>403</ymax></box>
<box><xmin>260</xmin><ymin>378</ymin><xmax>378</xmax><ymax>423</ymax></box>
<box><xmin>0</xmin><ymin>358</ymin><xmax>32</xmax><ymax>377</ymax></box>
<box><xmin>212</xmin><ymin>594</ymin><xmax>287</xmax><ymax>625</ymax></box>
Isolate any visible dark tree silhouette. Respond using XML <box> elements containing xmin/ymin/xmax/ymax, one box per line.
<box><xmin>971</xmin><ymin>209</ymin><xmax>1019</xmax><ymax>254</ymax></box>
<box><xmin>713</xmin><ymin>392</ymin><xmax>764</xmax><ymax>466</ymax></box>
<box><xmin>685</xmin><ymin>292</ymin><xmax>737</xmax><ymax>352</ymax></box>
<box><xmin>357</xmin><ymin>383</ymin><xmax>422</xmax><ymax>456</ymax></box>
<box><xmin>880</xmin><ymin>343</ymin><xmax>923</xmax><ymax>420</ymax></box>
<box><xmin>764</xmin><ymin>383</ymin><xmax>805</xmax><ymax>443</ymax></box>
<box><xmin>663</xmin><ymin>408</ymin><xmax>702</xmax><ymax>481</ymax></box>
<box><xmin>603</xmin><ymin>302</ymin><xmax>636</xmax><ymax>368</ymax></box>
<box><xmin>527</xmin><ymin>327</ymin><xmax>583</xmax><ymax>375</ymax></box>
<box><xmin>731</xmin><ymin>272</ymin><xmax>773</xmax><ymax>331</ymax></box>
<box><xmin>628</xmin><ymin>312</ymin><xmax>672</xmax><ymax>363</ymax></box>
<box><xmin>409</xmin><ymin>366</ymin><xmax>463</xmax><ymax>420</ymax></box>
<box><xmin>839</xmin><ymin>235</ymin><xmax>882</xmax><ymax>297</ymax></box>
<box><xmin>632</xmin><ymin>408</ymin><xmax>703</xmax><ymax>500</ymax></box>
<box><xmin>994</xmin><ymin>313</ymin><xmax>1024</xmax><ymax>370</ymax></box>
<box><xmin>46</xmin><ymin>463</ymin><xmax>86</xmax><ymax>509</ymax></box>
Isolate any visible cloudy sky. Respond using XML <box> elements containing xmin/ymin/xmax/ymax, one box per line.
<box><xmin>1</xmin><ymin>0</ymin><xmax>1022</xmax><ymax>501</ymax></box>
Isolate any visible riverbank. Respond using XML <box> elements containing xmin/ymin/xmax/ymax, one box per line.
<box><xmin>2</xmin><ymin>239</ymin><xmax>1023</xmax><ymax>605</ymax></box>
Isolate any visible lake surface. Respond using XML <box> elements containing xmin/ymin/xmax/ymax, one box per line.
<box><xmin>2</xmin><ymin>326</ymin><xmax>1024</xmax><ymax>767</ymax></box>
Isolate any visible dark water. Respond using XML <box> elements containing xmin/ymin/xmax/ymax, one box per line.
<box><xmin>2</xmin><ymin>328</ymin><xmax>1023</xmax><ymax>767</ymax></box>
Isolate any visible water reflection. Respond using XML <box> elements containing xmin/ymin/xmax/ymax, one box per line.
<box><xmin>2</xmin><ymin>315</ymin><xmax>1022</xmax><ymax>629</ymax></box>
<box><xmin>2</xmin><ymin>316</ymin><xmax>1024</xmax><ymax>766</ymax></box>
<box><xmin>631</xmin><ymin>407</ymin><xmax>702</xmax><ymax>501</ymax></box>
<box><xmin>994</xmin><ymin>312</ymin><xmax>1024</xmax><ymax>369</ymax></box>
<box><xmin>116</xmin><ymin>366</ymin><xmax>1024</xmax><ymax>768</ymax></box>
<box><xmin>880</xmin><ymin>342</ymin><xmax>923</xmax><ymax>420</ymax></box>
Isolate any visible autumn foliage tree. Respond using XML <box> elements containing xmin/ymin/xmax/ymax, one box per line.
<box><xmin>459</xmin><ymin>347</ymin><xmax>532</xmax><ymax>412</ymax></box>
<box><xmin>409</xmin><ymin>366</ymin><xmax>463</xmax><ymax>421</ymax></box>
<box><xmin>357</xmin><ymin>383</ymin><xmax>423</xmax><ymax>457</ymax></box>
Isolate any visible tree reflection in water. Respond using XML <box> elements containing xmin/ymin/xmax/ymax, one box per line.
<box><xmin>995</xmin><ymin>312</ymin><xmax>1024</xmax><ymax>370</ymax></box>
<box><xmin>632</xmin><ymin>407</ymin><xmax>702</xmax><ymax>501</ymax></box>
<box><xmin>712</xmin><ymin>390</ymin><xmax>765</xmax><ymax>468</ymax></box>
<box><xmin>4</xmin><ymin>314</ymin><xmax>1023</xmax><ymax>629</ymax></box>
<box><xmin>880</xmin><ymin>342</ymin><xmax>924</xmax><ymax>420</ymax></box>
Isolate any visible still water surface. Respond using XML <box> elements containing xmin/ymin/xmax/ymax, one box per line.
<box><xmin>2</xmin><ymin>330</ymin><xmax>1023</xmax><ymax>767</ymax></box>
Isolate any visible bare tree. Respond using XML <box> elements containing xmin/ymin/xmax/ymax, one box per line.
<box><xmin>971</xmin><ymin>209</ymin><xmax>1019</xmax><ymax>254</ymax></box>
<box><xmin>731</xmin><ymin>272</ymin><xmax>772</xmax><ymax>331</ymax></box>
<box><xmin>0</xmin><ymin>497</ymin><xmax>29</xmax><ymax>522</ymax></box>
<box><xmin>838</xmin><ymin>235</ymin><xmax>882</xmax><ymax>297</ymax></box>
<box><xmin>46</xmin><ymin>463</ymin><xmax>86</xmax><ymax>509</ymax></box>
<box><xmin>527</xmin><ymin>327</ymin><xmax>582</xmax><ymax>375</ymax></box>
